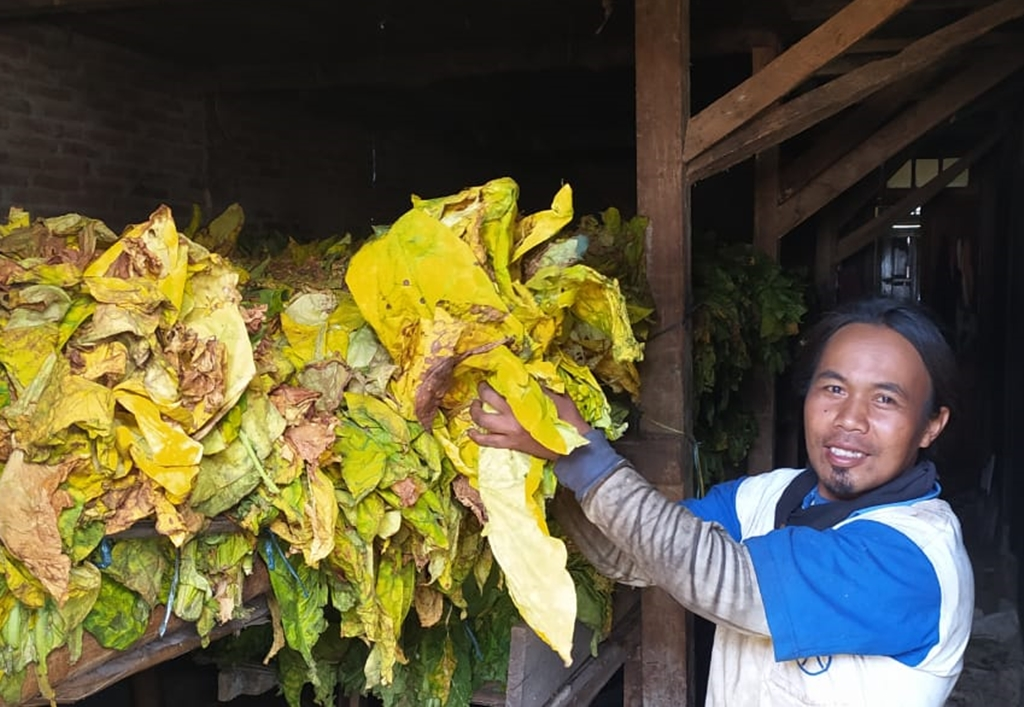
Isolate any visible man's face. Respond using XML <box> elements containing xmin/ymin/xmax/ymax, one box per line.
<box><xmin>803</xmin><ymin>323</ymin><xmax>950</xmax><ymax>501</ymax></box>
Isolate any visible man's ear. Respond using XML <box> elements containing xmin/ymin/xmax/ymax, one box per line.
<box><xmin>919</xmin><ymin>406</ymin><xmax>951</xmax><ymax>449</ymax></box>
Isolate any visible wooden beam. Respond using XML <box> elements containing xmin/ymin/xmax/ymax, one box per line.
<box><xmin>779</xmin><ymin>71</ymin><xmax>927</xmax><ymax>200</ymax></box>
<box><xmin>683</xmin><ymin>0</ymin><xmax>917</xmax><ymax>163</ymax></box>
<box><xmin>789</xmin><ymin>0</ymin><xmax>992</xmax><ymax>22</ymax></box>
<box><xmin>769</xmin><ymin>46</ymin><xmax>1024</xmax><ymax>240</ymax></box>
<box><xmin>631</xmin><ymin>0</ymin><xmax>693</xmax><ymax>703</ymax></box>
<box><xmin>20</xmin><ymin>562</ymin><xmax>270</xmax><ymax>704</ymax></box>
<box><xmin>837</xmin><ymin>128</ymin><xmax>1005</xmax><ymax>260</ymax></box>
<box><xmin>686</xmin><ymin>0</ymin><xmax>1024</xmax><ymax>184</ymax></box>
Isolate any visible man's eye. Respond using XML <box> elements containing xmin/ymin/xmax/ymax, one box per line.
<box><xmin>877</xmin><ymin>395</ymin><xmax>895</xmax><ymax>405</ymax></box>
<box><xmin>826</xmin><ymin>385</ymin><xmax>843</xmax><ymax>395</ymax></box>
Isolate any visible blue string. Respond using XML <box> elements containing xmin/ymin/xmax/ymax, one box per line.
<box><xmin>159</xmin><ymin>546</ymin><xmax>182</xmax><ymax>638</ymax></box>
<box><xmin>267</xmin><ymin>533</ymin><xmax>309</xmax><ymax>598</ymax></box>
<box><xmin>463</xmin><ymin>623</ymin><xmax>483</xmax><ymax>661</ymax></box>
<box><xmin>93</xmin><ymin>537</ymin><xmax>113</xmax><ymax>569</ymax></box>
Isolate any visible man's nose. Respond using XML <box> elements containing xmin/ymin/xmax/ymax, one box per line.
<box><xmin>834</xmin><ymin>396</ymin><xmax>869</xmax><ymax>432</ymax></box>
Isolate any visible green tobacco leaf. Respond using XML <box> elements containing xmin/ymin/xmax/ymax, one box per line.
<box><xmin>83</xmin><ymin>575</ymin><xmax>150</xmax><ymax>650</ymax></box>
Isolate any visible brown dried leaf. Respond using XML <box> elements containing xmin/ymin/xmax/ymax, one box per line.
<box><xmin>283</xmin><ymin>416</ymin><xmax>337</xmax><ymax>465</ymax></box>
<box><xmin>240</xmin><ymin>303</ymin><xmax>268</xmax><ymax>334</ymax></box>
<box><xmin>390</xmin><ymin>477</ymin><xmax>420</xmax><ymax>508</ymax></box>
<box><xmin>453</xmin><ymin>474</ymin><xmax>487</xmax><ymax>525</ymax></box>
<box><xmin>413</xmin><ymin>584</ymin><xmax>444</xmax><ymax>628</ymax></box>
<box><xmin>0</xmin><ymin>450</ymin><xmax>75</xmax><ymax>602</ymax></box>
<box><xmin>269</xmin><ymin>385</ymin><xmax>321</xmax><ymax>425</ymax></box>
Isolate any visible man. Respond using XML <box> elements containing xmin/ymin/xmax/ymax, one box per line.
<box><xmin>469</xmin><ymin>297</ymin><xmax>974</xmax><ymax>706</ymax></box>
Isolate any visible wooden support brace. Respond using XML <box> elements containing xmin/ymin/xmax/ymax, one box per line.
<box><xmin>769</xmin><ymin>46</ymin><xmax>1024</xmax><ymax>241</ymax></box>
<box><xmin>686</xmin><ymin>0</ymin><xmax>1024</xmax><ymax>183</ymax></box>
<box><xmin>837</xmin><ymin>128</ymin><xmax>1007</xmax><ymax>260</ymax></box>
<box><xmin>683</xmin><ymin>0</ymin><xmax>917</xmax><ymax>163</ymax></box>
<box><xmin>779</xmin><ymin>73</ymin><xmax>924</xmax><ymax>202</ymax></box>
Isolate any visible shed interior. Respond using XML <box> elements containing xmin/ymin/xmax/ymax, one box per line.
<box><xmin>2</xmin><ymin>0</ymin><xmax>1024</xmax><ymax>704</ymax></box>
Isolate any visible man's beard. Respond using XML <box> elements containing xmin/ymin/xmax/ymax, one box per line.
<box><xmin>822</xmin><ymin>466</ymin><xmax>858</xmax><ymax>500</ymax></box>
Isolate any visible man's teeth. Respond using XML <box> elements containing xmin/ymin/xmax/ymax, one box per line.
<box><xmin>829</xmin><ymin>447</ymin><xmax>865</xmax><ymax>459</ymax></box>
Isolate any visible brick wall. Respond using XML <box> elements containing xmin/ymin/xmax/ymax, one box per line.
<box><xmin>0</xmin><ymin>22</ymin><xmax>206</xmax><ymax>232</ymax></box>
<box><xmin>0</xmin><ymin>23</ymin><xmax>636</xmax><ymax>244</ymax></box>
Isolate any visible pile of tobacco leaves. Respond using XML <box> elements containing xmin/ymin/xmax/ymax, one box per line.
<box><xmin>0</xmin><ymin>178</ymin><xmax>649</xmax><ymax>706</ymax></box>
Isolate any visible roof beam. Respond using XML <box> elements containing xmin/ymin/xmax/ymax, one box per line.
<box><xmin>769</xmin><ymin>45</ymin><xmax>1024</xmax><ymax>240</ymax></box>
<box><xmin>686</xmin><ymin>0</ymin><xmax>1024</xmax><ymax>183</ymax></box>
<box><xmin>836</xmin><ymin>127</ymin><xmax>1006</xmax><ymax>260</ymax></box>
<box><xmin>683</xmin><ymin>0</ymin><xmax>918</xmax><ymax>163</ymax></box>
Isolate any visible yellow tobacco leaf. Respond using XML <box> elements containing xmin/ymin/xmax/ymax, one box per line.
<box><xmin>74</xmin><ymin>341</ymin><xmax>128</xmax><ymax>382</ymax></box>
<box><xmin>364</xmin><ymin>543</ymin><xmax>415</xmax><ymax>688</ymax></box>
<box><xmin>113</xmin><ymin>391</ymin><xmax>203</xmax><ymax>502</ymax></box>
<box><xmin>302</xmin><ymin>467</ymin><xmax>339</xmax><ymax>567</ymax></box>
<box><xmin>477</xmin><ymin>446</ymin><xmax>577</xmax><ymax>665</ymax></box>
<box><xmin>528</xmin><ymin>263</ymin><xmax>644</xmax><ymax>364</ymax></box>
<box><xmin>468</xmin><ymin>346</ymin><xmax>586</xmax><ymax>456</ymax></box>
<box><xmin>193</xmin><ymin>203</ymin><xmax>244</xmax><ymax>256</ymax></box>
<box><xmin>270</xmin><ymin>467</ymin><xmax>338</xmax><ymax>567</ymax></box>
<box><xmin>511</xmin><ymin>183</ymin><xmax>574</xmax><ymax>264</ymax></box>
<box><xmin>151</xmin><ymin>486</ymin><xmax>205</xmax><ymax>547</ymax></box>
<box><xmin>412</xmin><ymin>177</ymin><xmax>523</xmax><ymax>303</ymax></box>
<box><xmin>0</xmin><ymin>206</ymin><xmax>30</xmax><ymax>235</ymax></box>
<box><xmin>181</xmin><ymin>263</ymin><xmax>256</xmax><ymax>437</ymax></box>
<box><xmin>0</xmin><ymin>323</ymin><xmax>58</xmax><ymax>395</ymax></box>
<box><xmin>0</xmin><ymin>451</ymin><xmax>74</xmax><ymax>603</ymax></box>
<box><xmin>83</xmin><ymin>205</ymin><xmax>188</xmax><ymax>326</ymax></box>
<box><xmin>346</xmin><ymin>208</ymin><xmax>520</xmax><ymax>361</ymax></box>
<box><xmin>3</xmin><ymin>353</ymin><xmax>115</xmax><ymax>450</ymax></box>
<box><xmin>6</xmin><ymin>284</ymin><xmax>71</xmax><ymax>329</ymax></box>
<box><xmin>280</xmin><ymin>292</ymin><xmax>353</xmax><ymax>368</ymax></box>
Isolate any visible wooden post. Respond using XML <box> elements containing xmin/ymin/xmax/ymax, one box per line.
<box><xmin>631</xmin><ymin>0</ymin><xmax>693</xmax><ymax>704</ymax></box>
<box><xmin>748</xmin><ymin>44</ymin><xmax>781</xmax><ymax>475</ymax></box>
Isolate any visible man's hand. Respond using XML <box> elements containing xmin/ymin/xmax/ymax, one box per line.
<box><xmin>467</xmin><ymin>382</ymin><xmax>592</xmax><ymax>459</ymax></box>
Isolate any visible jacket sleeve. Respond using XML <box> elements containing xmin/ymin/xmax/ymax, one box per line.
<box><xmin>577</xmin><ymin>465</ymin><xmax>771</xmax><ymax>636</ymax></box>
<box><xmin>550</xmin><ymin>487</ymin><xmax>658</xmax><ymax>587</ymax></box>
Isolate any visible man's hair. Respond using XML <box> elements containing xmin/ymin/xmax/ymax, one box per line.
<box><xmin>794</xmin><ymin>296</ymin><xmax>959</xmax><ymax>421</ymax></box>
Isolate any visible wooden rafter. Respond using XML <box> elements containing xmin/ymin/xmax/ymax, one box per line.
<box><xmin>686</xmin><ymin>0</ymin><xmax>1024</xmax><ymax>184</ymax></box>
<box><xmin>682</xmin><ymin>0</ymin><xmax>917</xmax><ymax>163</ymax></box>
<box><xmin>779</xmin><ymin>72</ymin><xmax>927</xmax><ymax>200</ymax></box>
<box><xmin>836</xmin><ymin>127</ymin><xmax>1006</xmax><ymax>260</ymax></box>
<box><xmin>768</xmin><ymin>46</ymin><xmax>1024</xmax><ymax>241</ymax></box>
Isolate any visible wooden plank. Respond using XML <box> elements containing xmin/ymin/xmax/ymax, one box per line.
<box><xmin>747</xmin><ymin>44</ymin><xmax>781</xmax><ymax>475</ymax></box>
<box><xmin>633</xmin><ymin>0</ymin><xmax>692</xmax><ymax>703</ymax></box>
<box><xmin>503</xmin><ymin>589</ymin><xmax>640</xmax><ymax>707</ymax></box>
<box><xmin>682</xmin><ymin>0</ymin><xmax>917</xmax><ymax>163</ymax></box>
<box><xmin>769</xmin><ymin>46</ymin><xmax>1024</xmax><ymax>241</ymax></box>
<box><xmin>686</xmin><ymin>0</ymin><xmax>1024</xmax><ymax>183</ymax></box>
<box><xmin>779</xmin><ymin>74</ymin><xmax>923</xmax><ymax>201</ymax></box>
<box><xmin>837</xmin><ymin>128</ymin><xmax>1005</xmax><ymax>260</ymax></box>
<box><xmin>19</xmin><ymin>561</ymin><xmax>270</xmax><ymax>705</ymax></box>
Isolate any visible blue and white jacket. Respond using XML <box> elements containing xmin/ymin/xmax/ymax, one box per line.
<box><xmin>684</xmin><ymin>467</ymin><xmax>974</xmax><ymax>706</ymax></box>
<box><xmin>557</xmin><ymin>444</ymin><xmax>975</xmax><ymax>707</ymax></box>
